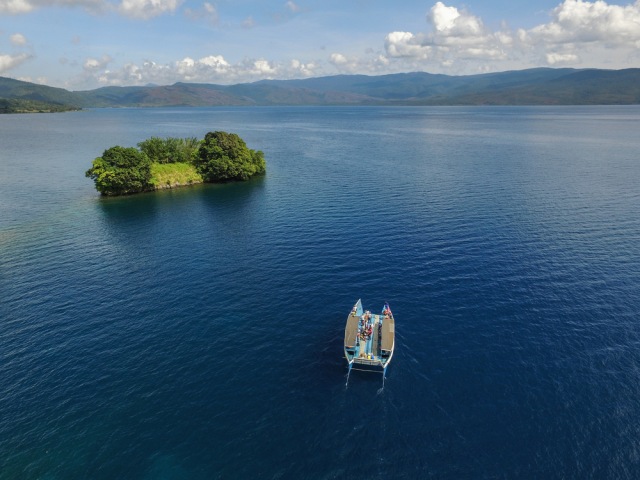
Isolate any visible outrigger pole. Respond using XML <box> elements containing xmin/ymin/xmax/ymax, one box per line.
<box><xmin>346</xmin><ymin>362</ymin><xmax>353</xmax><ymax>387</ymax></box>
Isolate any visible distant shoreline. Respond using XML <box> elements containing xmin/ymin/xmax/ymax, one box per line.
<box><xmin>0</xmin><ymin>98</ymin><xmax>80</xmax><ymax>114</ymax></box>
<box><xmin>4</xmin><ymin>68</ymin><xmax>640</xmax><ymax>108</ymax></box>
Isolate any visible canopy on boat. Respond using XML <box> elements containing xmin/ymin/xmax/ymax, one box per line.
<box><xmin>344</xmin><ymin>313</ymin><xmax>359</xmax><ymax>348</ymax></box>
<box><xmin>381</xmin><ymin>316</ymin><xmax>395</xmax><ymax>352</ymax></box>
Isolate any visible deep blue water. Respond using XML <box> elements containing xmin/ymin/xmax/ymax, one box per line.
<box><xmin>1</xmin><ymin>106</ymin><xmax>639</xmax><ymax>479</ymax></box>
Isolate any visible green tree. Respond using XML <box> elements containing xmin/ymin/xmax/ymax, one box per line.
<box><xmin>85</xmin><ymin>146</ymin><xmax>152</xmax><ymax>195</ymax></box>
<box><xmin>194</xmin><ymin>131</ymin><xmax>266</xmax><ymax>182</ymax></box>
<box><xmin>138</xmin><ymin>137</ymin><xmax>201</xmax><ymax>164</ymax></box>
<box><xmin>179</xmin><ymin>137</ymin><xmax>201</xmax><ymax>164</ymax></box>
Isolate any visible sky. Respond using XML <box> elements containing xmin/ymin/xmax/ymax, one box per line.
<box><xmin>1</xmin><ymin>0</ymin><xmax>640</xmax><ymax>90</ymax></box>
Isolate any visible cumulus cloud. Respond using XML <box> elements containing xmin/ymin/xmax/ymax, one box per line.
<box><xmin>10</xmin><ymin>33</ymin><xmax>27</xmax><ymax>46</ymax></box>
<box><xmin>385</xmin><ymin>31</ymin><xmax>431</xmax><ymax>59</ymax></box>
<box><xmin>546</xmin><ymin>52</ymin><xmax>580</xmax><ymax>64</ymax></box>
<box><xmin>527</xmin><ymin>0</ymin><xmax>640</xmax><ymax>45</ymax></box>
<box><xmin>518</xmin><ymin>0</ymin><xmax>640</xmax><ymax>67</ymax></box>
<box><xmin>0</xmin><ymin>53</ymin><xmax>31</xmax><ymax>73</ymax></box>
<box><xmin>290</xmin><ymin>59</ymin><xmax>317</xmax><ymax>77</ymax></box>
<box><xmin>118</xmin><ymin>0</ymin><xmax>182</xmax><ymax>19</ymax></box>
<box><xmin>429</xmin><ymin>1</ymin><xmax>483</xmax><ymax>36</ymax></box>
<box><xmin>83</xmin><ymin>54</ymin><xmax>112</xmax><ymax>71</ymax></box>
<box><xmin>328</xmin><ymin>51</ymin><xmax>393</xmax><ymax>75</ymax></box>
<box><xmin>329</xmin><ymin>53</ymin><xmax>348</xmax><ymax>65</ymax></box>
<box><xmin>0</xmin><ymin>0</ymin><xmax>105</xmax><ymax>14</ymax></box>
<box><xmin>384</xmin><ymin>1</ymin><xmax>509</xmax><ymax>71</ymax></box>
<box><xmin>77</xmin><ymin>54</ymin><xmax>303</xmax><ymax>87</ymax></box>
<box><xmin>0</xmin><ymin>0</ymin><xmax>35</xmax><ymax>14</ymax></box>
<box><xmin>0</xmin><ymin>0</ymin><xmax>180</xmax><ymax>16</ymax></box>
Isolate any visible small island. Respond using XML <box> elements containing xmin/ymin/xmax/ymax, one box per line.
<box><xmin>85</xmin><ymin>131</ymin><xmax>266</xmax><ymax>196</ymax></box>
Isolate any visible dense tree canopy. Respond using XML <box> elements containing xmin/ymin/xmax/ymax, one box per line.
<box><xmin>138</xmin><ymin>137</ymin><xmax>200</xmax><ymax>164</ymax></box>
<box><xmin>85</xmin><ymin>146</ymin><xmax>152</xmax><ymax>196</ymax></box>
<box><xmin>194</xmin><ymin>131</ymin><xmax>266</xmax><ymax>182</ymax></box>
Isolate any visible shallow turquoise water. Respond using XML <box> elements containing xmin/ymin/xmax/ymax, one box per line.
<box><xmin>1</xmin><ymin>106</ymin><xmax>640</xmax><ymax>478</ymax></box>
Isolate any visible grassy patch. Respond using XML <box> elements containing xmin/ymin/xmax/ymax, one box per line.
<box><xmin>149</xmin><ymin>162</ymin><xmax>203</xmax><ymax>188</ymax></box>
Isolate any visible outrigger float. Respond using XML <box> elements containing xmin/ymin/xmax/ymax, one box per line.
<box><xmin>344</xmin><ymin>299</ymin><xmax>395</xmax><ymax>387</ymax></box>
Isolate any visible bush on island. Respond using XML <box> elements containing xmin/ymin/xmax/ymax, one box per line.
<box><xmin>194</xmin><ymin>131</ymin><xmax>266</xmax><ymax>182</ymax></box>
<box><xmin>85</xmin><ymin>146</ymin><xmax>152</xmax><ymax>196</ymax></box>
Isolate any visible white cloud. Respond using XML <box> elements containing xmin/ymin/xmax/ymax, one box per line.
<box><xmin>74</xmin><ymin>52</ymin><xmax>352</xmax><ymax>88</ymax></box>
<box><xmin>118</xmin><ymin>0</ymin><xmax>182</xmax><ymax>19</ymax></box>
<box><xmin>329</xmin><ymin>53</ymin><xmax>348</xmax><ymax>65</ymax></box>
<box><xmin>0</xmin><ymin>0</ymin><xmax>105</xmax><ymax>14</ymax></box>
<box><xmin>383</xmin><ymin>2</ymin><xmax>508</xmax><ymax>69</ymax></box>
<box><xmin>385</xmin><ymin>31</ymin><xmax>431</xmax><ymax>59</ymax></box>
<box><xmin>80</xmin><ymin>54</ymin><xmax>270</xmax><ymax>86</ymax></box>
<box><xmin>529</xmin><ymin>0</ymin><xmax>640</xmax><ymax>46</ymax></box>
<box><xmin>0</xmin><ymin>0</ymin><xmax>34</xmax><ymax>13</ymax></box>
<box><xmin>10</xmin><ymin>33</ymin><xmax>27</xmax><ymax>46</ymax></box>
<box><xmin>429</xmin><ymin>1</ymin><xmax>483</xmax><ymax>36</ymax></box>
<box><xmin>249</xmin><ymin>59</ymin><xmax>277</xmax><ymax>76</ymax></box>
<box><xmin>83</xmin><ymin>54</ymin><xmax>112</xmax><ymax>70</ymax></box>
<box><xmin>199</xmin><ymin>55</ymin><xmax>229</xmax><ymax>69</ymax></box>
<box><xmin>546</xmin><ymin>52</ymin><xmax>580</xmax><ymax>64</ymax></box>
<box><xmin>0</xmin><ymin>53</ymin><xmax>31</xmax><ymax>73</ymax></box>
<box><xmin>0</xmin><ymin>0</ymin><xmax>180</xmax><ymax>16</ymax></box>
<box><xmin>290</xmin><ymin>59</ymin><xmax>316</xmax><ymax>76</ymax></box>
<box><xmin>328</xmin><ymin>52</ymin><xmax>394</xmax><ymax>75</ymax></box>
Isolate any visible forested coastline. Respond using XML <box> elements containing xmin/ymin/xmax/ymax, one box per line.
<box><xmin>85</xmin><ymin>131</ymin><xmax>266</xmax><ymax>196</ymax></box>
<box><xmin>0</xmin><ymin>98</ymin><xmax>79</xmax><ymax>113</ymax></box>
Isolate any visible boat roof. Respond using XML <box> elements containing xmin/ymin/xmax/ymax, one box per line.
<box><xmin>344</xmin><ymin>313</ymin><xmax>359</xmax><ymax>348</ymax></box>
<box><xmin>381</xmin><ymin>316</ymin><xmax>395</xmax><ymax>352</ymax></box>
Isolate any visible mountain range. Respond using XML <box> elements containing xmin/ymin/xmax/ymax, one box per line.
<box><xmin>2</xmin><ymin>68</ymin><xmax>640</xmax><ymax>111</ymax></box>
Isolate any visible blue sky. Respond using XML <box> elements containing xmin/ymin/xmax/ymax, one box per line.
<box><xmin>1</xmin><ymin>0</ymin><xmax>639</xmax><ymax>89</ymax></box>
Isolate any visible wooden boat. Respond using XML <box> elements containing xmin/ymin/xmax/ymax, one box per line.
<box><xmin>344</xmin><ymin>299</ymin><xmax>395</xmax><ymax>385</ymax></box>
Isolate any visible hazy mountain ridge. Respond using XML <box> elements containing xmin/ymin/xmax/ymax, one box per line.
<box><xmin>1</xmin><ymin>68</ymin><xmax>640</xmax><ymax>109</ymax></box>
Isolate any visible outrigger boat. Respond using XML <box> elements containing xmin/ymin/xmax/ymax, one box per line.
<box><xmin>344</xmin><ymin>299</ymin><xmax>395</xmax><ymax>386</ymax></box>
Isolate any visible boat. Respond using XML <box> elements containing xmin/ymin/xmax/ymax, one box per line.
<box><xmin>344</xmin><ymin>299</ymin><xmax>395</xmax><ymax>385</ymax></box>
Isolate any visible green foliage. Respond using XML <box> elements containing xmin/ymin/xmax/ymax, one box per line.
<box><xmin>194</xmin><ymin>131</ymin><xmax>266</xmax><ymax>182</ymax></box>
<box><xmin>137</xmin><ymin>137</ymin><xmax>200</xmax><ymax>164</ymax></box>
<box><xmin>85</xmin><ymin>146</ymin><xmax>152</xmax><ymax>196</ymax></box>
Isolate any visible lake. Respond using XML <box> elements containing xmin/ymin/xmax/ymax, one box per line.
<box><xmin>1</xmin><ymin>106</ymin><xmax>640</xmax><ymax>479</ymax></box>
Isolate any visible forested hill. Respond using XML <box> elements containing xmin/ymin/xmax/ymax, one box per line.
<box><xmin>2</xmin><ymin>68</ymin><xmax>640</xmax><ymax>109</ymax></box>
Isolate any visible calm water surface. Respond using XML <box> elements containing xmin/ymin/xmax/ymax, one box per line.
<box><xmin>1</xmin><ymin>106</ymin><xmax>640</xmax><ymax>479</ymax></box>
